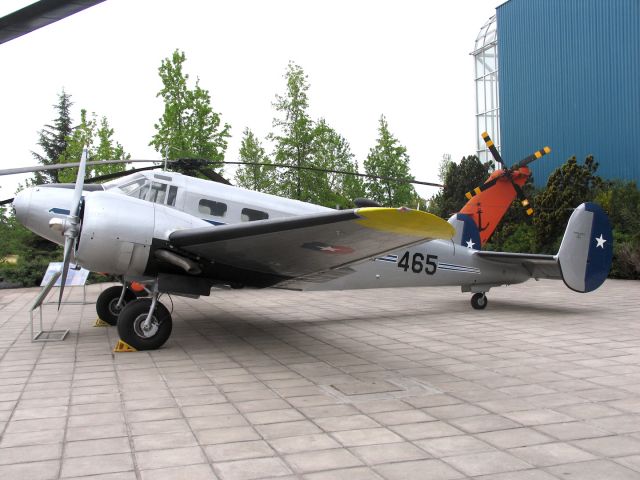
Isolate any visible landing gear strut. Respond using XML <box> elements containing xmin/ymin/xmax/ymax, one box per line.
<box><xmin>116</xmin><ymin>290</ymin><xmax>173</xmax><ymax>351</ymax></box>
<box><xmin>96</xmin><ymin>285</ymin><xmax>136</xmax><ymax>325</ymax></box>
<box><xmin>471</xmin><ymin>292</ymin><xmax>488</xmax><ymax>310</ymax></box>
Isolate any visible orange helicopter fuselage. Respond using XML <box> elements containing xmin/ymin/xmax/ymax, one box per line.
<box><xmin>459</xmin><ymin>166</ymin><xmax>531</xmax><ymax>246</ymax></box>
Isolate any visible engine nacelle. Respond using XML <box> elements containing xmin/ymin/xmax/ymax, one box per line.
<box><xmin>76</xmin><ymin>192</ymin><xmax>155</xmax><ymax>276</ymax></box>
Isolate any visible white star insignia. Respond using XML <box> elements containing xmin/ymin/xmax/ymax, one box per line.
<box><xmin>465</xmin><ymin>239</ymin><xmax>475</xmax><ymax>249</ymax></box>
<box><xmin>595</xmin><ymin>234</ymin><xmax>606</xmax><ymax>248</ymax></box>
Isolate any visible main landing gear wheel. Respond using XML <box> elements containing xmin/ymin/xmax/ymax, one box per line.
<box><xmin>117</xmin><ymin>298</ymin><xmax>172</xmax><ymax>351</ymax></box>
<box><xmin>471</xmin><ymin>292</ymin><xmax>488</xmax><ymax>310</ymax></box>
<box><xmin>96</xmin><ymin>286</ymin><xmax>136</xmax><ymax>326</ymax></box>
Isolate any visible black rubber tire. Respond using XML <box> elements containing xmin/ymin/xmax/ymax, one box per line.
<box><xmin>471</xmin><ymin>292</ymin><xmax>488</xmax><ymax>310</ymax></box>
<box><xmin>96</xmin><ymin>286</ymin><xmax>136</xmax><ymax>325</ymax></box>
<box><xmin>117</xmin><ymin>298</ymin><xmax>172</xmax><ymax>351</ymax></box>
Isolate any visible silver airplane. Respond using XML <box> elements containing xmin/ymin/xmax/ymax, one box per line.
<box><xmin>9</xmin><ymin>152</ymin><xmax>613</xmax><ymax>351</ymax></box>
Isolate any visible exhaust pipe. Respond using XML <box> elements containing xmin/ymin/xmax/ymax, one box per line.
<box><xmin>155</xmin><ymin>249</ymin><xmax>202</xmax><ymax>275</ymax></box>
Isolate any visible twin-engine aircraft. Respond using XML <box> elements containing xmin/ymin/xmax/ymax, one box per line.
<box><xmin>6</xmin><ymin>143</ymin><xmax>613</xmax><ymax>351</ymax></box>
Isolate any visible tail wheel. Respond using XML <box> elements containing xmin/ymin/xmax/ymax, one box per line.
<box><xmin>117</xmin><ymin>298</ymin><xmax>172</xmax><ymax>351</ymax></box>
<box><xmin>96</xmin><ymin>286</ymin><xmax>136</xmax><ymax>325</ymax></box>
<box><xmin>471</xmin><ymin>292</ymin><xmax>488</xmax><ymax>310</ymax></box>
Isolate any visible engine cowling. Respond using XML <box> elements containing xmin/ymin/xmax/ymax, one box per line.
<box><xmin>76</xmin><ymin>192</ymin><xmax>155</xmax><ymax>276</ymax></box>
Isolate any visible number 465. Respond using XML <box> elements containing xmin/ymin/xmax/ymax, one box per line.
<box><xmin>398</xmin><ymin>251</ymin><xmax>437</xmax><ymax>275</ymax></box>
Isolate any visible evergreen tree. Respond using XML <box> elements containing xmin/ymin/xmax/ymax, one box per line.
<box><xmin>428</xmin><ymin>155</ymin><xmax>493</xmax><ymax>218</ymax></box>
<box><xmin>312</xmin><ymin>119</ymin><xmax>364</xmax><ymax>208</ymax></box>
<box><xmin>150</xmin><ymin>49</ymin><xmax>230</xmax><ymax>174</ymax></box>
<box><xmin>270</xmin><ymin>62</ymin><xmax>315</xmax><ymax>201</ymax></box>
<box><xmin>234</xmin><ymin>128</ymin><xmax>276</xmax><ymax>193</ymax></box>
<box><xmin>32</xmin><ymin>89</ymin><xmax>73</xmax><ymax>184</ymax></box>
<box><xmin>364</xmin><ymin>115</ymin><xmax>417</xmax><ymax>207</ymax></box>
<box><xmin>57</xmin><ymin>110</ymin><xmax>129</xmax><ymax>183</ymax></box>
<box><xmin>534</xmin><ymin>155</ymin><xmax>604</xmax><ymax>252</ymax></box>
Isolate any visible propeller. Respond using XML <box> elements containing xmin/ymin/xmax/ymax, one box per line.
<box><xmin>49</xmin><ymin>148</ymin><xmax>88</xmax><ymax>308</ymax></box>
<box><xmin>465</xmin><ymin>132</ymin><xmax>550</xmax><ymax>216</ymax></box>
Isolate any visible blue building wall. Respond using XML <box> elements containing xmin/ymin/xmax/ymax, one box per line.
<box><xmin>497</xmin><ymin>0</ymin><xmax>640</xmax><ymax>186</ymax></box>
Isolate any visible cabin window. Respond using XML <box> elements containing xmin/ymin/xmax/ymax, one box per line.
<box><xmin>149</xmin><ymin>182</ymin><xmax>167</xmax><ymax>204</ymax></box>
<box><xmin>167</xmin><ymin>186</ymin><xmax>178</xmax><ymax>206</ymax></box>
<box><xmin>199</xmin><ymin>199</ymin><xmax>227</xmax><ymax>217</ymax></box>
<box><xmin>241</xmin><ymin>208</ymin><xmax>269</xmax><ymax>222</ymax></box>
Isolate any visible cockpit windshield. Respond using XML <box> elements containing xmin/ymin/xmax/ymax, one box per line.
<box><xmin>104</xmin><ymin>174</ymin><xmax>150</xmax><ymax>199</ymax></box>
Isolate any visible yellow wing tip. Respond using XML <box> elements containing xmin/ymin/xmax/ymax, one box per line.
<box><xmin>355</xmin><ymin>207</ymin><xmax>454</xmax><ymax>239</ymax></box>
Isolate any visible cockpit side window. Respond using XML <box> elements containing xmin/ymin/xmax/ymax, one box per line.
<box><xmin>167</xmin><ymin>186</ymin><xmax>178</xmax><ymax>207</ymax></box>
<box><xmin>149</xmin><ymin>182</ymin><xmax>168</xmax><ymax>204</ymax></box>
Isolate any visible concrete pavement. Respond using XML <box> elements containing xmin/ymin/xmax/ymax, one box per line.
<box><xmin>1</xmin><ymin>279</ymin><xmax>639</xmax><ymax>479</ymax></box>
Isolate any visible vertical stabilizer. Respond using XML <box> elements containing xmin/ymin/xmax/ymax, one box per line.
<box><xmin>448</xmin><ymin>213</ymin><xmax>481</xmax><ymax>250</ymax></box>
<box><xmin>557</xmin><ymin>203</ymin><xmax>613</xmax><ymax>292</ymax></box>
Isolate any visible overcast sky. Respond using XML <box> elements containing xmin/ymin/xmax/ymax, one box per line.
<box><xmin>0</xmin><ymin>0</ymin><xmax>499</xmax><ymax>201</ymax></box>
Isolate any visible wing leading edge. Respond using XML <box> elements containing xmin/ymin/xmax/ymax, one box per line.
<box><xmin>168</xmin><ymin>207</ymin><xmax>454</xmax><ymax>279</ymax></box>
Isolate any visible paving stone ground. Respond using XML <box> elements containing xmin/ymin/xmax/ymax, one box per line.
<box><xmin>0</xmin><ymin>279</ymin><xmax>639</xmax><ymax>479</ymax></box>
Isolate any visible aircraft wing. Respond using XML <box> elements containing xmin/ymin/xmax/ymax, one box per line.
<box><xmin>474</xmin><ymin>251</ymin><xmax>562</xmax><ymax>279</ymax></box>
<box><xmin>168</xmin><ymin>207</ymin><xmax>454</xmax><ymax>281</ymax></box>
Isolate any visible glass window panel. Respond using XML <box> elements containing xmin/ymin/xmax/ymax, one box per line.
<box><xmin>198</xmin><ymin>199</ymin><xmax>227</xmax><ymax>217</ymax></box>
<box><xmin>149</xmin><ymin>182</ymin><xmax>167</xmax><ymax>204</ymax></box>
<box><xmin>167</xmin><ymin>186</ymin><xmax>178</xmax><ymax>206</ymax></box>
<box><xmin>241</xmin><ymin>208</ymin><xmax>269</xmax><ymax>222</ymax></box>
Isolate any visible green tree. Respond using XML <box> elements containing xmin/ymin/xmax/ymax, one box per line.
<box><xmin>270</xmin><ymin>62</ymin><xmax>315</xmax><ymax>201</ymax></box>
<box><xmin>428</xmin><ymin>154</ymin><xmax>492</xmax><ymax>218</ymax></box>
<box><xmin>311</xmin><ymin>119</ymin><xmax>365</xmax><ymax>208</ymax></box>
<box><xmin>595</xmin><ymin>181</ymin><xmax>640</xmax><ymax>278</ymax></box>
<box><xmin>32</xmin><ymin>89</ymin><xmax>73</xmax><ymax>184</ymax></box>
<box><xmin>234</xmin><ymin>128</ymin><xmax>277</xmax><ymax>193</ymax></box>
<box><xmin>150</xmin><ymin>49</ymin><xmax>230</xmax><ymax>175</ymax></box>
<box><xmin>57</xmin><ymin>110</ymin><xmax>129</xmax><ymax>183</ymax></box>
<box><xmin>534</xmin><ymin>155</ymin><xmax>604</xmax><ymax>252</ymax></box>
<box><xmin>363</xmin><ymin>115</ymin><xmax>417</xmax><ymax>207</ymax></box>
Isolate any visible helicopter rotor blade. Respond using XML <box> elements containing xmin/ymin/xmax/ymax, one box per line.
<box><xmin>0</xmin><ymin>159</ymin><xmax>162</xmax><ymax>177</ymax></box>
<box><xmin>512</xmin><ymin>146</ymin><xmax>551</xmax><ymax>170</ymax></box>
<box><xmin>481</xmin><ymin>131</ymin><xmax>504</xmax><ymax>167</ymax></box>
<box><xmin>509</xmin><ymin>179</ymin><xmax>534</xmax><ymax>216</ymax></box>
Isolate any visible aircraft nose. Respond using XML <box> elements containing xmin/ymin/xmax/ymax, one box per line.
<box><xmin>12</xmin><ymin>188</ymin><xmax>33</xmax><ymax>227</ymax></box>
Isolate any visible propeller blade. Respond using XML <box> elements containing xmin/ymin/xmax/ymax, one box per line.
<box><xmin>512</xmin><ymin>146</ymin><xmax>551</xmax><ymax>169</ymax></box>
<box><xmin>57</xmin><ymin>236</ymin><xmax>73</xmax><ymax>308</ymax></box>
<box><xmin>481</xmin><ymin>132</ymin><xmax>504</xmax><ymax>166</ymax></box>
<box><xmin>58</xmin><ymin>148</ymin><xmax>89</xmax><ymax>309</ymax></box>
<box><xmin>70</xmin><ymin>149</ymin><xmax>88</xmax><ymax>217</ymax></box>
